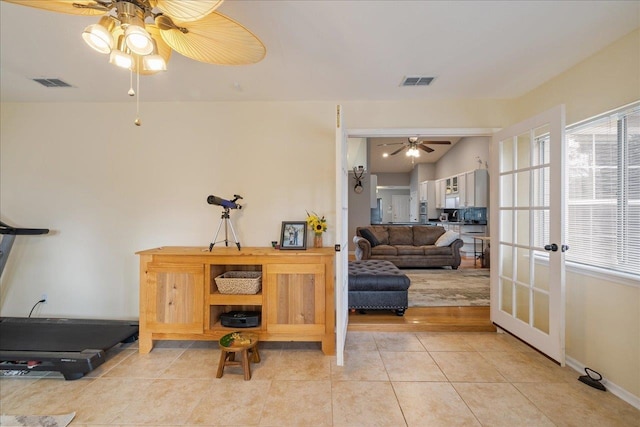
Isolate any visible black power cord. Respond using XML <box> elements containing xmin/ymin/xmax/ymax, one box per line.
<box><xmin>28</xmin><ymin>299</ymin><xmax>46</xmax><ymax>318</ymax></box>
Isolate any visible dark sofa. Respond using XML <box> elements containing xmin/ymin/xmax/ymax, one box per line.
<box><xmin>354</xmin><ymin>225</ymin><xmax>463</xmax><ymax>269</ymax></box>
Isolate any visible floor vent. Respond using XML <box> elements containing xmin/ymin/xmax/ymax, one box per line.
<box><xmin>401</xmin><ymin>76</ymin><xmax>435</xmax><ymax>87</ymax></box>
<box><xmin>32</xmin><ymin>78</ymin><xmax>72</xmax><ymax>88</ymax></box>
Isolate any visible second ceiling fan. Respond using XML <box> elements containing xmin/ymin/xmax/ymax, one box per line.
<box><xmin>381</xmin><ymin>137</ymin><xmax>451</xmax><ymax>156</ymax></box>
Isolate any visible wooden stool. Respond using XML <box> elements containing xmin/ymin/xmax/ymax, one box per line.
<box><xmin>216</xmin><ymin>332</ymin><xmax>260</xmax><ymax>380</ymax></box>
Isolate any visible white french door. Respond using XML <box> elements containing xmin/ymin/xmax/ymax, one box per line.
<box><xmin>490</xmin><ymin>105</ymin><xmax>567</xmax><ymax>365</ymax></box>
<box><xmin>335</xmin><ymin>105</ymin><xmax>349</xmax><ymax>366</ymax></box>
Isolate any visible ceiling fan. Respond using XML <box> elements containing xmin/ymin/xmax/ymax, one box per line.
<box><xmin>3</xmin><ymin>0</ymin><xmax>266</xmax><ymax>74</ymax></box>
<box><xmin>380</xmin><ymin>137</ymin><xmax>452</xmax><ymax>157</ymax></box>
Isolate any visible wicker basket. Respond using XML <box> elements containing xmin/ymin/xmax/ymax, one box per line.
<box><xmin>215</xmin><ymin>271</ymin><xmax>262</xmax><ymax>294</ymax></box>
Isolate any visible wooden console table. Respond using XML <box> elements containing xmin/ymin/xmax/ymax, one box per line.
<box><xmin>136</xmin><ymin>246</ymin><xmax>335</xmax><ymax>355</ymax></box>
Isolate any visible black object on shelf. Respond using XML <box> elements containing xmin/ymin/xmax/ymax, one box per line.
<box><xmin>220</xmin><ymin>311</ymin><xmax>260</xmax><ymax>328</ymax></box>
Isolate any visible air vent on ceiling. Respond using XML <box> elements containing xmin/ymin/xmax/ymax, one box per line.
<box><xmin>32</xmin><ymin>78</ymin><xmax>72</xmax><ymax>88</ymax></box>
<box><xmin>401</xmin><ymin>76</ymin><xmax>435</xmax><ymax>87</ymax></box>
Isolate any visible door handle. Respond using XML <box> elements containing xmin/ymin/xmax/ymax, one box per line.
<box><xmin>544</xmin><ymin>243</ymin><xmax>570</xmax><ymax>252</ymax></box>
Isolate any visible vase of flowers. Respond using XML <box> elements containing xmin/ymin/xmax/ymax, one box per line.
<box><xmin>306</xmin><ymin>211</ymin><xmax>327</xmax><ymax>248</ymax></box>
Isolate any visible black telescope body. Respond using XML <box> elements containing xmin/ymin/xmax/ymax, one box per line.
<box><xmin>207</xmin><ymin>195</ymin><xmax>243</xmax><ymax>210</ymax></box>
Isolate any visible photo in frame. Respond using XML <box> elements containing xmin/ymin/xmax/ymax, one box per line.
<box><xmin>280</xmin><ymin>221</ymin><xmax>307</xmax><ymax>250</ymax></box>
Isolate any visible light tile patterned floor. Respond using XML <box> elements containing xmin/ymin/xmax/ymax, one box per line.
<box><xmin>1</xmin><ymin>332</ymin><xmax>638</xmax><ymax>426</ymax></box>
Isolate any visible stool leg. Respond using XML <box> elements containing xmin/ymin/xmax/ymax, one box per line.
<box><xmin>216</xmin><ymin>350</ymin><xmax>228</xmax><ymax>378</ymax></box>
<box><xmin>242</xmin><ymin>349</ymin><xmax>251</xmax><ymax>380</ymax></box>
<box><xmin>251</xmin><ymin>346</ymin><xmax>261</xmax><ymax>363</ymax></box>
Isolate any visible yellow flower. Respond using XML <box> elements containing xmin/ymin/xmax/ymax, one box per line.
<box><xmin>306</xmin><ymin>211</ymin><xmax>327</xmax><ymax>236</ymax></box>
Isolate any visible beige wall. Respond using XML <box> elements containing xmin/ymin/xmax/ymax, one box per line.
<box><xmin>509</xmin><ymin>28</ymin><xmax>640</xmax><ymax>126</ymax></box>
<box><xmin>1</xmin><ymin>99</ymin><xmax>510</xmax><ymax>320</ymax></box>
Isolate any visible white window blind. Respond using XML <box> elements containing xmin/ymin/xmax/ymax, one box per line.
<box><xmin>566</xmin><ymin>103</ymin><xmax>640</xmax><ymax>277</ymax></box>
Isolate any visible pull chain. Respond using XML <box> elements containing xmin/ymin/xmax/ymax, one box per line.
<box><xmin>134</xmin><ymin>57</ymin><xmax>141</xmax><ymax>126</ymax></box>
<box><xmin>128</xmin><ymin>67</ymin><xmax>135</xmax><ymax>97</ymax></box>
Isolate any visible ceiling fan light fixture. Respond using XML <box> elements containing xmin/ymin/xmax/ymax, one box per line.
<box><xmin>143</xmin><ymin>54</ymin><xmax>166</xmax><ymax>71</ymax></box>
<box><xmin>82</xmin><ymin>16</ymin><xmax>116</xmax><ymax>54</ymax></box>
<box><xmin>110</xmin><ymin>49</ymin><xmax>132</xmax><ymax>68</ymax></box>
<box><xmin>125</xmin><ymin>24</ymin><xmax>154</xmax><ymax>55</ymax></box>
<box><xmin>406</xmin><ymin>147</ymin><xmax>420</xmax><ymax>157</ymax></box>
<box><xmin>109</xmin><ymin>35</ymin><xmax>133</xmax><ymax>69</ymax></box>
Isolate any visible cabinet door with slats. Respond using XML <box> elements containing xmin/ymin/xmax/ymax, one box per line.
<box><xmin>144</xmin><ymin>263</ymin><xmax>204</xmax><ymax>334</ymax></box>
<box><xmin>265</xmin><ymin>264</ymin><xmax>325</xmax><ymax>336</ymax></box>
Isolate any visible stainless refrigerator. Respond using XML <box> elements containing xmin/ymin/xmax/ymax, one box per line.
<box><xmin>371</xmin><ymin>198</ymin><xmax>383</xmax><ymax>223</ymax></box>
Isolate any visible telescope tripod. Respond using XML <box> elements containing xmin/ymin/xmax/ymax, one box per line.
<box><xmin>209</xmin><ymin>207</ymin><xmax>241</xmax><ymax>251</ymax></box>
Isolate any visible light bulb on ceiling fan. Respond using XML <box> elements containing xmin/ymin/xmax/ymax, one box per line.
<box><xmin>82</xmin><ymin>16</ymin><xmax>116</xmax><ymax>54</ymax></box>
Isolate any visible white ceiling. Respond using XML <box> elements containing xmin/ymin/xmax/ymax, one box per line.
<box><xmin>1</xmin><ymin>1</ymin><xmax>638</xmax><ymax>172</ymax></box>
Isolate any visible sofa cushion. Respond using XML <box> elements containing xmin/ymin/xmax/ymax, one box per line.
<box><xmin>423</xmin><ymin>245</ymin><xmax>454</xmax><ymax>255</ymax></box>
<box><xmin>388</xmin><ymin>227</ymin><xmax>413</xmax><ymax>245</ymax></box>
<box><xmin>396</xmin><ymin>245</ymin><xmax>425</xmax><ymax>256</ymax></box>
<box><xmin>371</xmin><ymin>245</ymin><xmax>397</xmax><ymax>256</ymax></box>
<box><xmin>368</xmin><ymin>226</ymin><xmax>390</xmax><ymax>245</ymax></box>
<box><xmin>413</xmin><ymin>225</ymin><xmax>445</xmax><ymax>246</ymax></box>
<box><xmin>359</xmin><ymin>228</ymin><xmax>380</xmax><ymax>247</ymax></box>
<box><xmin>435</xmin><ymin>230</ymin><xmax>459</xmax><ymax>247</ymax></box>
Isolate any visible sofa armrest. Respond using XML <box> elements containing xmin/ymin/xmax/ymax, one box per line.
<box><xmin>353</xmin><ymin>236</ymin><xmax>371</xmax><ymax>260</ymax></box>
<box><xmin>449</xmin><ymin>238</ymin><xmax>464</xmax><ymax>268</ymax></box>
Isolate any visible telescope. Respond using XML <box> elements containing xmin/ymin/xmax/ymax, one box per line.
<box><xmin>207</xmin><ymin>194</ymin><xmax>243</xmax><ymax>210</ymax></box>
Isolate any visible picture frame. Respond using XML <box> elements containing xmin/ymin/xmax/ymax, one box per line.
<box><xmin>280</xmin><ymin>221</ymin><xmax>307</xmax><ymax>250</ymax></box>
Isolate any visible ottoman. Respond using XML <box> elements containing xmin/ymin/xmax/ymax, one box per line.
<box><xmin>348</xmin><ymin>260</ymin><xmax>411</xmax><ymax>316</ymax></box>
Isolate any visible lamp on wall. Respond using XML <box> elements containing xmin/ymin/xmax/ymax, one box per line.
<box><xmin>353</xmin><ymin>166</ymin><xmax>365</xmax><ymax>194</ymax></box>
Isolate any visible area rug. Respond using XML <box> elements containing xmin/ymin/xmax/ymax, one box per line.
<box><xmin>0</xmin><ymin>412</ymin><xmax>75</xmax><ymax>427</ymax></box>
<box><xmin>404</xmin><ymin>269</ymin><xmax>490</xmax><ymax>307</ymax></box>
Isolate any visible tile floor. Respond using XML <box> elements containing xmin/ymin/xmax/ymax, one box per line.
<box><xmin>1</xmin><ymin>331</ymin><xmax>638</xmax><ymax>426</ymax></box>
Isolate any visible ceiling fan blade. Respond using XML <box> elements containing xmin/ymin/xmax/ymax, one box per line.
<box><xmin>152</xmin><ymin>0</ymin><xmax>224</xmax><ymax>22</ymax></box>
<box><xmin>159</xmin><ymin>11</ymin><xmax>266</xmax><ymax>65</ymax></box>
<box><xmin>377</xmin><ymin>142</ymin><xmax>404</xmax><ymax>147</ymax></box>
<box><xmin>2</xmin><ymin>0</ymin><xmax>109</xmax><ymax>15</ymax></box>
<box><xmin>421</xmin><ymin>141</ymin><xmax>451</xmax><ymax>145</ymax></box>
<box><xmin>390</xmin><ymin>146</ymin><xmax>407</xmax><ymax>156</ymax></box>
<box><xmin>418</xmin><ymin>145</ymin><xmax>434</xmax><ymax>153</ymax></box>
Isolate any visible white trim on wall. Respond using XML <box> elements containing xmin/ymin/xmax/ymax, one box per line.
<box><xmin>566</xmin><ymin>356</ymin><xmax>640</xmax><ymax>410</ymax></box>
<box><xmin>347</xmin><ymin>128</ymin><xmax>500</xmax><ymax>138</ymax></box>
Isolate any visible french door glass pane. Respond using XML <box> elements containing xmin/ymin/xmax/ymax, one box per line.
<box><xmin>500</xmin><ymin>278</ymin><xmax>513</xmax><ymax>315</ymax></box>
<box><xmin>516</xmin><ymin>171</ymin><xmax>530</xmax><ymax>207</ymax></box>
<box><xmin>517</xmin><ymin>132</ymin><xmax>531</xmax><ymax>169</ymax></box>
<box><xmin>533</xmin><ymin>124</ymin><xmax>550</xmax><ymax>167</ymax></box>
<box><xmin>515</xmin><ymin>284</ymin><xmax>530</xmax><ymax>323</ymax></box>
<box><xmin>500</xmin><ymin>244</ymin><xmax>514</xmax><ymax>278</ymax></box>
<box><xmin>501</xmin><ymin>210</ymin><xmax>513</xmax><ymax>244</ymax></box>
<box><xmin>501</xmin><ymin>174</ymin><xmax>513</xmax><ymax>207</ymax></box>
<box><xmin>516</xmin><ymin>247</ymin><xmax>530</xmax><ymax>284</ymax></box>
<box><xmin>533</xmin><ymin>290</ymin><xmax>550</xmax><ymax>333</ymax></box>
<box><xmin>516</xmin><ymin>210</ymin><xmax>530</xmax><ymax>246</ymax></box>
<box><xmin>533</xmin><ymin>253</ymin><xmax>549</xmax><ymax>291</ymax></box>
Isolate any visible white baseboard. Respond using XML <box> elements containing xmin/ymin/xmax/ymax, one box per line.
<box><xmin>565</xmin><ymin>356</ymin><xmax>640</xmax><ymax>410</ymax></box>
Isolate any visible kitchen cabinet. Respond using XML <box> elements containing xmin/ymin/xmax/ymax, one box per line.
<box><xmin>419</xmin><ymin>181</ymin><xmax>427</xmax><ymax>202</ymax></box>
<box><xmin>436</xmin><ymin>179</ymin><xmax>446</xmax><ymax>208</ymax></box>
<box><xmin>138</xmin><ymin>247</ymin><xmax>335</xmax><ymax>355</ymax></box>
<box><xmin>445</xmin><ymin>176</ymin><xmax>459</xmax><ymax>194</ymax></box>
<box><xmin>459</xmin><ymin>169</ymin><xmax>489</xmax><ymax>207</ymax></box>
<box><xmin>419</xmin><ymin>181</ymin><xmax>437</xmax><ymax>219</ymax></box>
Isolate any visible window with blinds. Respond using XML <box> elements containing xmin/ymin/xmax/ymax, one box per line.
<box><xmin>566</xmin><ymin>103</ymin><xmax>640</xmax><ymax>277</ymax></box>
